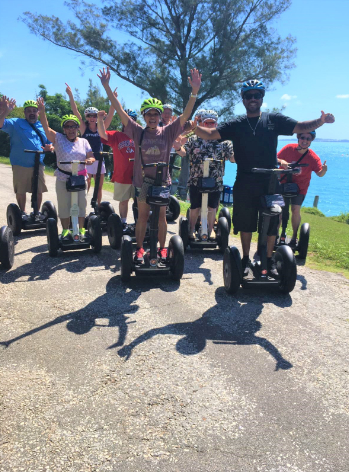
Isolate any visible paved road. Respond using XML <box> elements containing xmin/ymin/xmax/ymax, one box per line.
<box><xmin>0</xmin><ymin>163</ymin><xmax>348</xmax><ymax>472</ymax></box>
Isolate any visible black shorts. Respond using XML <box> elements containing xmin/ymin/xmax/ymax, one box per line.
<box><xmin>189</xmin><ymin>185</ymin><xmax>221</xmax><ymax>210</ymax></box>
<box><xmin>283</xmin><ymin>194</ymin><xmax>306</xmax><ymax>207</ymax></box>
<box><xmin>233</xmin><ymin>177</ymin><xmax>269</xmax><ymax>234</ymax></box>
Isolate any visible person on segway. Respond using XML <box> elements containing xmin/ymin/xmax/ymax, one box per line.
<box><xmin>190</xmin><ymin>79</ymin><xmax>335</xmax><ymax>278</ymax></box>
<box><xmin>36</xmin><ymin>98</ymin><xmax>95</xmax><ymax>239</ymax></box>
<box><xmin>175</xmin><ymin>109</ymin><xmax>234</xmax><ymax>240</ymax></box>
<box><xmin>97</xmin><ymin>66</ymin><xmax>201</xmax><ymax>263</ymax></box>
<box><xmin>277</xmin><ymin>131</ymin><xmax>327</xmax><ymax>247</ymax></box>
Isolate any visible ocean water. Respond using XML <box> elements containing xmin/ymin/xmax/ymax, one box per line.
<box><xmin>223</xmin><ymin>141</ymin><xmax>349</xmax><ymax>216</ymax></box>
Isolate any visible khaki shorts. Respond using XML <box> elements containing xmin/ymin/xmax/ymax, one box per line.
<box><xmin>56</xmin><ymin>179</ymin><xmax>87</xmax><ymax>219</ymax></box>
<box><xmin>12</xmin><ymin>165</ymin><xmax>48</xmax><ymax>194</ymax></box>
<box><xmin>113</xmin><ymin>182</ymin><xmax>135</xmax><ymax>202</ymax></box>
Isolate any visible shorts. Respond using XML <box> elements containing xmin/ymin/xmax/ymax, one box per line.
<box><xmin>55</xmin><ymin>179</ymin><xmax>87</xmax><ymax>219</ymax></box>
<box><xmin>113</xmin><ymin>182</ymin><xmax>135</xmax><ymax>202</ymax></box>
<box><xmin>12</xmin><ymin>165</ymin><xmax>48</xmax><ymax>194</ymax></box>
<box><xmin>87</xmin><ymin>160</ymin><xmax>106</xmax><ymax>175</ymax></box>
<box><xmin>284</xmin><ymin>194</ymin><xmax>306</xmax><ymax>207</ymax></box>
<box><xmin>135</xmin><ymin>177</ymin><xmax>155</xmax><ymax>203</ymax></box>
<box><xmin>189</xmin><ymin>185</ymin><xmax>221</xmax><ymax>210</ymax></box>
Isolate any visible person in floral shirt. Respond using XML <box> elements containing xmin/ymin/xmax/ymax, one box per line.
<box><xmin>176</xmin><ymin>110</ymin><xmax>234</xmax><ymax>239</ymax></box>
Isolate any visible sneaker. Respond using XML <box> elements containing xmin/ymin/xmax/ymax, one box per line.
<box><xmin>267</xmin><ymin>258</ymin><xmax>279</xmax><ymax>278</ymax></box>
<box><xmin>289</xmin><ymin>238</ymin><xmax>298</xmax><ymax>248</ymax></box>
<box><xmin>79</xmin><ymin>228</ymin><xmax>86</xmax><ymax>236</ymax></box>
<box><xmin>208</xmin><ymin>230</ymin><xmax>216</xmax><ymax>241</ymax></box>
<box><xmin>134</xmin><ymin>247</ymin><xmax>145</xmax><ymax>263</ymax></box>
<box><xmin>242</xmin><ymin>257</ymin><xmax>252</xmax><ymax>277</ymax></box>
<box><xmin>61</xmin><ymin>229</ymin><xmax>71</xmax><ymax>239</ymax></box>
<box><xmin>122</xmin><ymin>223</ymin><xmax>129</xmax><ymax>232</ymax></box>
<box><xmin>189</xmin><ymin>231</ymin><xmax>196</xmax><ymax>240</ymax></box>
<box><xmin>158</xmin><ymin>247</ymin><xmax>168</xmax><ymax>262</ymax></box>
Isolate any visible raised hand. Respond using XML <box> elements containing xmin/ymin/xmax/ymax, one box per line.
<box><xmin>320</xmin><ymin>111</ymin><xmax>335</xmax><ymax>124</ymax></box>
<box><xmin>36</xmin><ymin>97</ymin><xmax>45</xmax><ymax>113</ymax></box>
<box><xmin>97</xmin><ymin>110</ymin><xmax>107</xmax><ymax>119</ymax></box>
<box><xmin>65</xmin><ymin>83</ymin><xmax>73</xmax><ymax>96</ymax></box>
<box><xmin>188</xmin><ymin>68</ymin><xmax>202</xmax><ymax>95</ymax></box>
<box><xmin>322</xmin><ymin>160</ymin><xmax>327</xmax><ymax>172</ymax></box>
<box><xmin>112</xmin><ymin>87</ymin><xmax>118</xmax><ymax>98</ymax></box>
<box><xmin>97</xmin><ymin>67</ymin><xmax>111</xmax><ymax>87</ymax></box>
<box><xmin>0</xmin><ymin>95</ymin><xmax>16</xmax><ymax>114</ymax></box>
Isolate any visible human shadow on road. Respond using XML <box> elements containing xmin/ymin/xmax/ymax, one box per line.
<box><xmin>182</xmin><ymin>250</ymin><xmax>224</xmax><ymax>286</ymax></box>
<box><xmin>117</xmin><ymin>286</ymin><xmax>293</xmax><ymax>371</ymax></box>
<box><xmin>0</xmin><ymin>276</ymin><xmax>180</xmax><ymax>350</ymax></box>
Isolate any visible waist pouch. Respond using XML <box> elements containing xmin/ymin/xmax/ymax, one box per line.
<box><xmin>146</xmin><ymin>185</ymin><xmax>171</xmax><ymax>206</ymax></box>
<box><xmin>279</xmin><ymin>182</ymin><xmax>299</xmax><ymax>197</ymax></box>
<box><xmin>197</xmin><ymin>177</ymin><xmax>218</xmax><ymax>192</ymax></box>
<box><xmin>261</xmin><ymin>194</ymin><xmax>285</xmax><ymax>209</ymax></box>
<box><xmin>66</xmin><ymin>175</ymin><xmax>86</xmax><ymax>192</ymax></box>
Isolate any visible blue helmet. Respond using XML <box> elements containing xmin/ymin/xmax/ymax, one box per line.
<box><xmin>125</xmin><ymin>109</ymin><xmax>138</xmax><ymax>121</ymax></box>
<box><xmin>297</xmin><ymin>130</ymin><xmax>316</xmax><ymax>141</ymax></box>
<box><xmin>241</xmin><ymin>80</ymin><xmax>265</xmax><ymax>98</ymax></box>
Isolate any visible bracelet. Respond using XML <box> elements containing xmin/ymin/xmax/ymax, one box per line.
<box><xmin>190</xmin><ymin>93</ymin><xmax>198</xmax><ymax>98</ymax></box>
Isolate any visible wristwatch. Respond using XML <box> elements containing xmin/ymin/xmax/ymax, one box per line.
<box><xmin>190</xmin><ymin>93</ymin><xmax>198</xmax><ymax>98</ymax></box>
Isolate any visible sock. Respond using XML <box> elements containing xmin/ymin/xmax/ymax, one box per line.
<box><xmin>121</xmin><ymin>218</ymin><xmax>127</xmax><ymax>224</ymax></box>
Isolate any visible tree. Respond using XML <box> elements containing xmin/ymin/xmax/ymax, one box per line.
<box><xmin>22</xmin><ymin>0</ymin><xmax>296</xmax><ymax>116</ymax></box>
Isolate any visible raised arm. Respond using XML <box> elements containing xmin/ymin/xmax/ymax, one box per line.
<box><xmin>0</xmin><ymin>95</ymin><xmax>16</xmax><ymax>128</ymax></box>
<box><xmin>65</xmin><ymin>83</ymin><xmax>85</xmax><ymax>134</ymax></box>
<box><xmin>194</xmin><ymin>124</ymin><xmax>221</xmax><ymax>141</ymax></box>
<box><xmin>179</xmin><ymin>69</ymin><xmax>202</xmax><ymax>127</ymax></box>
<box><xmin>97</xmin><ymin>111</ymin><xmax>108</xmax><ymax>141</ymax></box>
<box><xmin>97</xmin><ymin>67</ymin><xmax>129</xmax><ymax>128</ymax></box>
<box><xmin>36</xmin><ymin>97</ymin><xmax>56</xmax><ymax>143</ymax></box>
<box><xmin>316</xmin><ymin>160</ymin><xmax>327</xmax><ymax>177</ymax></box>
<box><xmin>103</xmin><ymin>89</ymin><xmax>117</xmax><ymax>129</ymax></box>
<box><xmin>293</xmin><ymin>111</ymin><xmax>335</xmax><ymax>134</ymax></box>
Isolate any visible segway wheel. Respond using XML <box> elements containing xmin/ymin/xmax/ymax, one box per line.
<box><xmin>88</xmin><ymin>215</ymin><xmax>102</xmax><ymax>253</ymax></box>
<box><xmin>178</xmin><ymin>217</ymin><xmax>189</xmax><ymax>250</ymax></box>
<box><xmin>99</xmin><ymin>202</ymin><xmax>115</xmax><ymax>224</ymax></box>
<box><xmin>223</xmin><ymin>246</ymin><xmax>242</xmax><ymax>294</ymax></box>
<box><xmin>217</xmin><ymin>217</ymin><xmax>229</xmax><ymax>253</ymax></box>
<box><xmin>121</xmin><ymin>235</ymin><xmax>133</xmax><ymax>282</ymax></box>
<box><xmin>298</xmin><ymin>223</ymin><xmax>310</xmax><ymax>260</ymax></box>
<box><xmin>0</xmin><ymin>226</ymin><xmax>14</xmax><ymax>270</ymax></box>
<box><xmin>7</xmin><ymin>203</ymin><xmax>22</xmax><ymax>236</ymax></box>
<box><xmin>275</xmin><ymin>245</ymin><xmax>297</xmax><ymax>294</ymax></box>
<box><xmin>41</xmin><ymin>201</ymin><xmax>57</xmax><ymax>221</ymax></box>
<box><xmin>166</xmin><ymin>195</ymin><xmax>181</xmax><ymax>222</ymax></box>
<box><xmin>46</xmin><ymin>218</ymin><xmax>59</xmax><ymax>257</ymax></box>
<box><xmin>168</xmin><ymin>235</ymin><xmax>184</xmax><ymax>281</ymax></box>
<box><xmin>219</xmin><ymin>207</ymin><xmax>231</xmax><ymax>233</ymax></box>
<box><xmin>107</xmin><ymin>213</ymin><xmax>123</xmax><ymax>249</ymax></box>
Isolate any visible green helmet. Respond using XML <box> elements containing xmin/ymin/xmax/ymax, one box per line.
<box><xmin>61</xmin><ymin>114</ymin><xmax>80</xmax><ymax>127</ymax></box>
<box><xmin>140</xmin><ymin>98</ymin><xmax>163</xmax><ymax>114</ymax></box>
<box><xmin>23</xmin><ymin>100</ymin><xmax>38</xmax><ymax>109</ymax></box>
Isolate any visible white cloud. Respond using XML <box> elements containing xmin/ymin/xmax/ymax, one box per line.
<box><xmin>336</xmin><ymin>94</ymin><xmax>349</xmax><ymax>99</ymax></box>
<box><xmin>281</xmin><ymin>94</ymin><xmax>297</xmax><ymax>100</ymax></box>
<box><xmin>261</xmin><ymin>102</ymin><xmax>268</xmax><ymax>108</ymax></box>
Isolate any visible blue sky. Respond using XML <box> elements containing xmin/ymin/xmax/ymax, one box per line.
<box><xmin>1</xmin><ymin>0</ymin><xmax>348</xmax><ymax>140</ymax></box>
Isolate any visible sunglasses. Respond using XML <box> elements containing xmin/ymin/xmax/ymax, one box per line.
<box><xmin>243</xmin><ymin>93</ymin><xmax>263</xmax><ymax>100</ymax></box>
<box><xmin>86</xmin><ymin>114</ymin><xmax>97</xmax><ymax>118</ymax></box>
<box><xmin>63</xmin><ymin>125</ymin><xmax>79</xmax><ymax>129</ymax></box>
<box><xmin>299</xmin><ymin>136</ymin><xmax>312</xmax><ymax>141</ymax></box>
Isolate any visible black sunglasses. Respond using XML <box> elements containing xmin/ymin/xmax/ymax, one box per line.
<box><xmin>86</xmin><ymin>114</ymin><xmax>97</xmax><ymax>118</ymax></box>
<box><xmin>299</xmin><ymin>136</ymin><xmax>312</xmax><ymax>141</ymax></box>
<box><xmin>243</xmin><ymin>92</ymin><xmax>263</xmax><ymax>100</ymax></box>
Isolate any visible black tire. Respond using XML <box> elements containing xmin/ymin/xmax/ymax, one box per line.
<box><xmin>166</xmin><ymin>195</ymin><xmax>181</xmax><ymax>222</ymax></box>
<box><xmin>84</xmin><ymin>216</ymin><xmax>89</xmax><ymax>229</ymax></box>
<box><xmin>298</xmin><ymin>223</ymin><xmax>310</xmax><ymax>260</ymax></box>
<box><xmin>46</xmin><ymin>218</ymin><xmax>59</xmax><ymax>257</ymax></box>
<box><xmin>219</xmin><ymin>207</ymin><xmax>231</xmax><ymax>233</ymax></box>
<box><xmin>107</xmin><ymin>213</ymin><xmax>123</xmax><ymax>249</ymax></box>
<box><xmin>6</xmin><ymin>203</ymin><xmax>22</xmax><ymax>236</ymax></box>
<box><xmin>88</xmin><ymin>215</ymin><xmax>102</xmax><ymax>253</ymax></box>
<box><xmin>223</xmin><ymin>246</ymin><xmax>242</xmax><ymax>294</ymax></box>
<box><xmin>0</xmin><ymin>226</ymin><xmax>14</xmax><ymax>270</ymax></box>
<box><xmin>275</xmin><ymin>245</ymin><xmax>297</xmax><ymax>294</ymax></box>
<box><xmin>168</xmin><ymin>235</ymin><xmax>184</xmax><ymax>281</ymax></box>
<box><xmin>98</xmin><ymin>201</ymin><xmax>115</xmax><ymax>223</ymax></box>
<box><xmin>41</xmin><ymin>201</ymin><xmax>57</xmax><ymax>221</ymax></box>
<box><xmin>217</xmin><ymin>217</ymin><xmax>229</xmax><ymax>253</ymax></box>
<box><xmin>121</xmin><ymin>235</ymin><xmax>133</xmax><ymax>282</ymax></box>
<box><xmin>179</xmin><ymin>217</ymin><xmax>189</xmax><ymax>250</ymax></box>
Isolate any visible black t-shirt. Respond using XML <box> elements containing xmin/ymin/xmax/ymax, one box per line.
<box><xmin>218</xmin><ymin>113</ymin><xmax>297</xmax><ymax>177</ymax></box>
<box><xmin>82</xmin><ymin>126</ymin><xmax>103</xmax><ymax>156</ymax></box>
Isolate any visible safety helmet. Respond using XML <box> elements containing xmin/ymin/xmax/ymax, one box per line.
<box><xmin>124</xmin><ymin>109</ymin><xmax>138</xmax><ymax>121</ymax></box>
<box><xmin>162</xmin><ymin>103</ymin><xmax>173</xmax><ymax>111</ymax></box>
<box><xmin>140</xmin><ymin>98</ymin><xmax>163</xmax><ymax>115</ymax></box>
<box><xmin>23</xmin><ymin>100</ymin><xmax>38</xmax><ymax>109</ymax></box>
<box><xmin>297</xmin><ymin>130</ymin><xmax>316</xmax><ymax>141</ymax></box>
<box><xmin>240</xmin><ymin>80</ymin><xmax>265</xmax><ymax>98</ymax></box>
<box><xmin>201</xmin><ymin>110</ymin><xmax>219</xmax><ymax>123</ymax></box>
<box><xmin>84</xmin><ymin>107</ymin><xmax>99</xmax><ymax>115</ymax></box>
<box><xmin>61</xmin><ymin>114</ymin><xmax>80</xmax><ymax>127</ymax></box>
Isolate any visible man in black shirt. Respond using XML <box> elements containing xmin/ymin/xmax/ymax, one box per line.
<box><xmin>192</xmin><ymin>79</ymin><xmax>335</xmax><ymax>276</ymax></box>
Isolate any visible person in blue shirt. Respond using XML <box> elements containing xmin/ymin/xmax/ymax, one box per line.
<box><xmin>0</xmin><ymin>96</ymin><xmax>53</xmax><ymax>213</ymax></box>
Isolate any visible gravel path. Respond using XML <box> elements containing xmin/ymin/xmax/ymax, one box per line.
<box><xmin>0</xmin><ymin>163</ymin><xmax>348</xmax><ymax>472</ymax></box>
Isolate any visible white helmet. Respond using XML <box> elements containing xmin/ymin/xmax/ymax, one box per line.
<box><xmin>162</xmin><ymin>103</ymin><xmax>173</xmax><ymax>111</ymax></box>
<box><xmin>195</xmin><ymin>108</ymin><xmax>206</xmax><ymax>119</ymax></box>
<box><xmin>201</xmin><ymin>110</ymin><xmax>218</xmax><ymax>123</ymax></box>
<box><xmin>84</xmin><ymin>107</ymin><xmax>98</xmax><ymax>115</ymax></box>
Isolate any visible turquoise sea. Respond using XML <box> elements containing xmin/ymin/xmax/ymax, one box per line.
<box><xmin>223</xmin><ymin>141</ymin><xmax>349</xmax><ymax>217</ymax></box>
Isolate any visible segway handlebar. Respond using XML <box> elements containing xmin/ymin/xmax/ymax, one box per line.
<box><xmin>143</xmin><ymin>161</ymin><xmax>168</xmax><ymax>168</ymax></box>
<box><xmin>24</xmin><ymin>149</ymin><xmax>47</xmax><ymax>154</ymax></box>
<box><xmin>252</xmin><ymin>165</ymin><xmax>308</xmax><ymax>175</ymax></box>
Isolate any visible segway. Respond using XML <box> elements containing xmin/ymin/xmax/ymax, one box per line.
<box><xmin>166</xmin><ymin>151</ymin><xmax>181</xmax><ymax>222</ymax></box>
<box><xmin>6</xmin><ymin>149</ymin><xmax>57</xmax><ymax>236</ymax></box>
<box><xmin>0</xmin><ymin>226</ymin><xmax>14</xmax><ymax>270</ymax></box>
<box><xmin>46</xmin><ymin>160</ymin><xmax>102</xmax><ymax>256</ymax></box>
<box><xmin>276</xmin><ymin>163</ymin><xmax>310</xmax><ymax>260</ymax></box>
<box><xmin>120</xmin><ymin>162</ymin><xmax>184</xmax><ymax>282</ymax></box>
<box><xmin>179</xmin><ymin>158</ymin><xmax>230</xmax><ymax>253</ymax></box>
<box><xmin>223</xmin><ymin>167</ymin><xmax>298</xmax><ymax>295</ymax></box>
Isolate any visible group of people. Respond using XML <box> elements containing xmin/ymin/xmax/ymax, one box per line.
<box><xmin>0</xmin><ymin>69</ymin><xmax>334</xmax><ymax>275</ymax></box>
